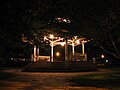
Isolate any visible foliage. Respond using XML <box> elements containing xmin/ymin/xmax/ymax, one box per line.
<box><xmin>0</xmin><ymin>0</ymin><xmax>32</xmax><ymax>58</ymax></box>
<box><xmin>0</xmin><ymin>0</ymin><xmax>120</xmax><ymax>61</ymax></box>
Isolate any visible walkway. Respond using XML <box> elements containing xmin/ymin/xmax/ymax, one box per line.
<box><xmin>0</xmin><ymin>69</ymin><xmax>112</xmax><ymax>90</ymax></box>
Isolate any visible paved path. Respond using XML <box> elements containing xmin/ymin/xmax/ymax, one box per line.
<box><xmin>0</xmin><ymin>69</ymin><xmax>112</xmax><ymax>90</ymax></box>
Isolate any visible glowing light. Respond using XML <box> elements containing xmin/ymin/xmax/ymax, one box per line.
<box><xmin>63</xmin><ymin>19</ymin><xmax>67</xmax><ymax>22</ymax></box>
<box><xmin>56</xmin><ymin>52</ymin><xmax>60</xmax><ymax>56</ymax></box>
<box><xmin>106</xmin><ymin>60</ymin><xmax>108</xmax><ymax>63</ymax></box>
<box><xmin>44</xmin><ymin>36</ymin><xmax>47</xmax><ymax>41</ymax></box>
<box><xmin>76</xmin><ymin>40</ymin><xmax>80</xmax><ymax>44</ymax></box>
<box><xmin>55</xmin><ymin>17</ymin><xmax>71</xmax><ymax>23</ymax></box>
<box><xmin>74</xmin><ymin>36</ymin><xmax>77</xmax><ymax>39</ymax></box>
<box><xmin>50</xmin><ymin>34</ymin><xmax>54</xmax><ymax>39</ymax></box>
<box><xmin>101</xmin><ymin>55</ymin><xmax>105</xmax><ymax>58</ymax></box>
<box><xmin>59</xmin><ymin>42</ymin><xmax>65</xmax><ymax>46</ymax></box>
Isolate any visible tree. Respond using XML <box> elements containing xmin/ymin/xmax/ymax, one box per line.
<box><xmin>96</xmin><ymin>11</ymin><xmax>120</xmax><ymax>60</ymax></box>
<box><xmin>75</xmin><ymin>0</ymin><xmax>120</xmax><ymax>61</ymax></box>
<box><xmin>0</xmin><ymin>0</ymin><xmax>33</xmax><ymax>62</ymax></box>
<box><xmin>31</xmin><ymin>0</ymin><xmax>120</xmax><ymax>62</ymax></box>
<box><xmin>1</xmin><ymin>0</ymin><xmax>120</xmax><ymax>63</ymax></box>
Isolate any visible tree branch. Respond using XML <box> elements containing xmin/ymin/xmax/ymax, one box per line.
<box><xmin>96</xmin><ymin>41</ymin><xmax>120</xmax><ymax>59</ymax></box>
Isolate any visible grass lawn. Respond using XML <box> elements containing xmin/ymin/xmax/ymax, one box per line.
<box><xmin>0</xmin><ymin>72</ymin><xmax>17</xmax><ymax>80</ymax></box>
<box><xmin>70</xmin><ymin>67</ymin><xmax>120</xmax><ymax>89</ymax></box>
<box><xmin>0</xmin><ymin>67</ymin><xmax>19</xmax><ymax>87</ymax></box>
<box><xmin>0</xmin><ymin>66</ymin><xmax>22</xmax><ymax>70</ymax></box>
<box><xmin>0</xmin><ymin>67</ymin><xmax>22</xmax><ymax>79</ymax></box>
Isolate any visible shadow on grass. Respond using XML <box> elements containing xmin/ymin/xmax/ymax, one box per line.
<box><xmin>69</xmin><ymin>73</ymin><xmax>120</xmax><ymax>88</ymax></box>
<box><xmin>0</xmin><ymin>67</ymin><xmax>22</xmax><ymax>70</ymax></box>
<box><xmin>0</xmin><ymin>72</ymin><xmax>17</xmax><ymax>80</ymax></box>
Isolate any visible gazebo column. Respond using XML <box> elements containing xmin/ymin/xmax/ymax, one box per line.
<box><xmin>37</xmin><ymin>47</ymin><xmax>39</xmax><ymax>61</ymax></box>
<box><xmin>72</xmin><ymin>43</ymin><xmax>75</xmax><ymax>61</ymax></box>
<box><xmin>33</xmin><ymin>45</ymin><xmax>37</xmax><ymax>62</ymax></box>
<box><xmin>65</xmin><ymin>39</ymin><xmax>68</xmax><ymax>61</ymax></box>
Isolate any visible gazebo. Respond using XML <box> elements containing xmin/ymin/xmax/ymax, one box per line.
<box><xmin>32</xmin><ymin>34</ymin><xmax>89</xmax><ymax>62</ymax></box>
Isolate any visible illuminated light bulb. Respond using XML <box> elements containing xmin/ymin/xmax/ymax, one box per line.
<box><xmin>50</xmin><ymin>34</ymin><xmax>54</xmax><ymax>39</ymax></box>
<box><xmin>101</xmin><ymin>55</ymin><xmax>105</xmax><ymax>58</ymax></box>
<box><xmin>56</xmin><ymin>52</ymin><xmax>60</xmax><ymax>56</ymax></box>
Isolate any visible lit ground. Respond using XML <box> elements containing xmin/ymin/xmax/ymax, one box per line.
<box><xmin>0</xmin><ymin>68</ymin><xmax>116</xmax><ymax>90</ymax></box>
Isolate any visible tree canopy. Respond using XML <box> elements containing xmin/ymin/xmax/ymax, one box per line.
<box><xmin>0</xmin><ymin>0</ymin><xmax>120</xmax><ymax>60</ymax></box>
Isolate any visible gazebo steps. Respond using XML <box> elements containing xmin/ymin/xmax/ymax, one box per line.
<box><xmin>22</xmin><ymin>61</ymin><xmax>98</xmax><ymax>72</ymax></box>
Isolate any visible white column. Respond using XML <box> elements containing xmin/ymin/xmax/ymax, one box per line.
<box><xmin>51</xmin><ymin>45</ymin><xmax>54</xmax><ymax>62</ymax></box>
<box><xmin>82</xmin><ymin>41</ymin><xmax>85</xmax><ymax>54</ymax></box>
<box><xmin>65</xmin><ymin>39</ymin><xmax>68</xmax><ymax>61</ymax></box>
<box><xmin>72</xmin><ymin>43</ymin><xmax>75</xmax><ymax>55</ymax></box>
<box><xmin>50</xmin><ymin>41</ymin><xmax>54</xmax><ymax>62</ymax></box>
<box><xmin>34</xmin><ymin>45</ymin><xmax>37</xmax><ymax>62</ymax></box>
<box><xmin>81</xmin><ymin>41</ymin><xmax>87</xmax><ymax>61</ymax></box>
<box><xmin>72</xmin><ymin>43</ymin><xmax>75</xmax><ymax>61</ymax></box>
<box><xmin>37</xmin><ymin>47</ymin><xmax>39</xmax><ymax>61</ymax></box>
